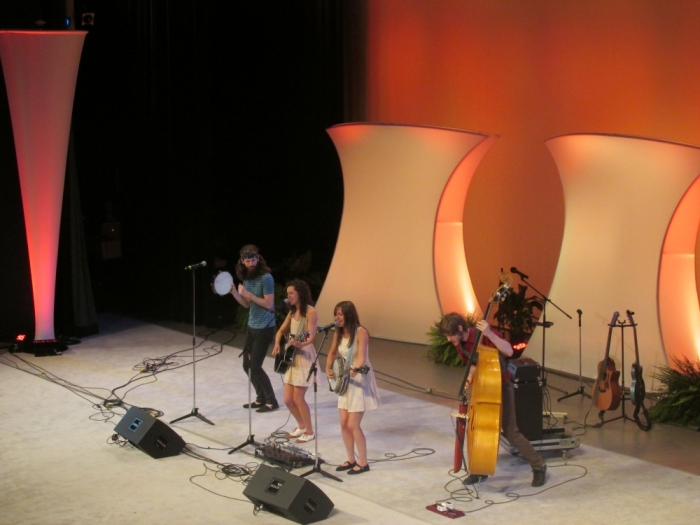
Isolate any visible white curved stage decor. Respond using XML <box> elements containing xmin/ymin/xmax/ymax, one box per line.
<box><xmin>0</xmin><ymin>31</ymin><xmax>87</xmax><ymax>343</ymax></box>
<box><xmin>529</xmin><ymin>134</ymin><xmax>700</xmax><ymax>382</ymax></box>
<box><xmin>317</xmin><ymin>123</ymin><xmax>496</xmax><ymax>343</ymax></box>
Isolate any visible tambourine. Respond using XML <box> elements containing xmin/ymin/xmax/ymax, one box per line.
<box><xmin>213</xmin><ymin>271</ymin><xmax>233</xmax><ymax>295</ymax></box>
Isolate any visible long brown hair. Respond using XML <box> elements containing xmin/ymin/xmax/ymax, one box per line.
<box><xmin>234</xmin><ymin>244</ymin><xmax>271</xmax><ymax>280</ymax></box>
<box><xmin>286</xmin><ymin>279</ymin><xmax>313</xmax><ymax>318</ymax></box>
<box><xmin>334</xmin><ymin>300</ymin><xmax>361</xmax><ymax>349</ymax></box>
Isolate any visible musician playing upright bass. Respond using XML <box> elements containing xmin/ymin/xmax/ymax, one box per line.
<box><xmin>439</xmin><ymin>313</ymin><xmax>547</xmax><ymax>487</ymax></box>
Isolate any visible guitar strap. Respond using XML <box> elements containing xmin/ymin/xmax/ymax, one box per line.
<box><xmin>343</xmin><ymin>327</ymin><xmax>359</xmax><ymax>374</ymax></box>
<box><xmin>294</xmin><ymin>315</ymin><xmax>307</xmax><ymax>339</ymax></box>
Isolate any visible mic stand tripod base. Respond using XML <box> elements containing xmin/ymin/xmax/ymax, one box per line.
<box><xmin>557</xmin><ymin>386</ymin><xmax>591</xmax><ymax>402</ymax></box>
<box><xmin>170</xmin><ymin>407</ymin><xmax>214</xmax><ymax>426</ymax></box>
<box><xmin>229</xmin><ymin>435</ymin><xmax>262</xmax><ymax>454</ymax></box>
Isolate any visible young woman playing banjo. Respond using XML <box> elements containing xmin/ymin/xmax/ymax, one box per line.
<box><xmin>325</xmin><ymin>301</ymin><xmax>380</xmax><ymax>475</ymax></box>
<box><xmin>272</xmin><ymin>279</ymin><xmax>318</xmax><ymax>443</ymax></box>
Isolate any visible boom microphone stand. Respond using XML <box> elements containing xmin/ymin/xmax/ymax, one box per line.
<box><xmin>171</xmin><ymin>262</ymin><xmax>214</xmax><ymax>426</ymax></box>
<box><xmin>558</xmin><ymin>309</ymin><xmax>591</xmax><ymax>401</ymax></box>
<box><xmin>511</xmin><ymin>267</ymin><xmax>571</xmax><ymax>394</ymax></box>
<box><xmin>300</xmin><ymin>326</ymin><xmax>342</xmax><ymax>483</ymax></box>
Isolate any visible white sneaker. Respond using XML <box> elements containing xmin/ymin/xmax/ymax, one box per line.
<box><xmin>296</xmin><ymin>433</ymin><xmax>315</xmax><ymax>443</ymax></box>
<box><xmin>285</xmin><ymin>427</ymin><xmax>305</xmax><ymax>439</ymax></box>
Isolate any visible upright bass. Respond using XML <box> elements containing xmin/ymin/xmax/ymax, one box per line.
<box><xmin>454</xmin><ymin>274</ymin><xmax>511</xmax><ymax>475</ymax></box>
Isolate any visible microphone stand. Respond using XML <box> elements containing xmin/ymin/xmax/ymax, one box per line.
<box><xmin>519</xmin><ymin>274</ymin><xmax>571</xmax><ymax>395</ymax></box>
<box><xmin>300</xmin><ymin>329</ymin><xmax>342</xmax><ymax>483</ymax></box>
<box><xmin>171</xmin><ymin>266</ymin><xmax>214</xmax><ymax>426</ymax></box>
<box><xmin>558</xmin><ymin>309</ymin><xmax>590</xmax><ymax>401</ymax></box>
<box><xmin>229</xmin><ymin>346</ymin><xmax>263</xmax><ymax>454</ymax></box>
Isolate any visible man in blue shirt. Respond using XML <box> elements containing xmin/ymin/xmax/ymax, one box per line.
<box><xmin>231</xmin><ymin>245</ymin><xmax>279</xmax><ymax>412</ymax></box>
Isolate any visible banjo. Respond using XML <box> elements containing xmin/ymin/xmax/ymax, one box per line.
<box><xmin>327</xmin><ymin>357</ymin><xmax>369</xmax><ymax>395</ymax></box>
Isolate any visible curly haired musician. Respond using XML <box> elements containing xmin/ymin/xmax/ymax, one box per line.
<box><xmin>325</xmin><ymin>301</ymin><xmax>380</xmax><ymax>475</ymax></box>
<box><xmin>230</xmin><ymin>245</ymin><xmax>279</xmax><ymax>413</ymax></box>
<box><xmin>439</xmin><ymin>312</ymin><xmax>547</xmax><ymax>487</ymax></box>
<box><xmin>272</xmin><ymin>279</ymin><xmax>318</xmax><ymax>443</ymax></box>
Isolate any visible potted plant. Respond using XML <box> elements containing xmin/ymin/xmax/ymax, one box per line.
<box><xmin>649</xmin><ymin>356</ymin><xmax>700</xmax><ymax>427</ymax></box>
<box><xmin>492</xmin><ymin>284</ymin><xmax>543</xmax><ymax>347</ymax></box>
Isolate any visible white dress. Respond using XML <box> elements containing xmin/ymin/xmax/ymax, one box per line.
<box><xmin>337</xmin><ymin>330</ymin><xmax>380</xmax><ymax>412</ymax></box>
<box><xmin>283</xmin><ymin>316</ymin><xmax>317</xmax><ymax>387</ymax></box>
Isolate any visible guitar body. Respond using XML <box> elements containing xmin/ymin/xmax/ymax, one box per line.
<box><xmin>274</xmin><ymin>330</ymin><xmax>309</xmax><ymax>374</ymax></box>
<box><xmin>593</xmin><ymin>358</ymin><xmax>621</xmax><ymax>411</ymax></box>
<box><xmin>630</xmin><ymin>362</ymin><xmax>646</xmax><ymax>406</ymax></box>
<box><xmin>466</xmin><ymin>344</ymin><xmax>502</xmax><ymax>476</ymax></box>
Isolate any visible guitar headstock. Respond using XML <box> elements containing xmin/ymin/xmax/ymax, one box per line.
<box><xmin>626</xmin><ymin>309</ymin><xmax>636</xmax><ymax>326</ymax></box>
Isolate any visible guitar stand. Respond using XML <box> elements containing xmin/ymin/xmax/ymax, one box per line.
<box><xmin>594</xmin><ymin>319</ymin><xmax>635</xmax><ymax>427</ymax></box>
<box><xmin>229</xmin><ymin>349</ymin><xmax>263</xmax><ymax>454</ymax></box>
<box><xmin>559</xmin><ymin>309</ymin><xmax>591</xmax><ymax>402</ymax></box>
<box><xmin>300</xmin><ymin>330</ymin><xmax>342</xmax><ymax>482</ymax></box>
<box><xmin>171</xmin><ymin>268</ymin><xmax>214</xmax><ymax>426</ymax></box>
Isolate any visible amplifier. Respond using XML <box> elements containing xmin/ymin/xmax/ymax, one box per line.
<box><xmin>508</xmin><ymin>357</ymin><xmax>541</xmax><ymax>383</ymax></box>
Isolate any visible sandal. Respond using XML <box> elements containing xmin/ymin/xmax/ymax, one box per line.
<box><xmin>335</xmin><ymin>461</ymin><xmax>357</xmax><ymax>472</ymax></box>
<box><xmin>347</xmin><ymin>463</ymin><xmax>370</xmax><ymax>475</ymax></box>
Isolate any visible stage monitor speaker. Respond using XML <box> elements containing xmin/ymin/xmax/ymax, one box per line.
<box><xmin>243</xmin><ymin>464</ymin><xmax>334</xmax><ymax>524</ymax></box>
<box><xmin>114</xmin><ymin>407</ymin><xmax>185</xmax><ymax>459</ymax></box>
<box><xmin>512</xmin><ymin>380</ymin><xmax>543</xmax><ymax>441</ymax></box>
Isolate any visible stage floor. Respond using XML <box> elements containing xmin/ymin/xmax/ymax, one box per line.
<box><xmin>1</xmin><ymin>313</ymin><xmax>698</xmax><ymax>525</ymax></box>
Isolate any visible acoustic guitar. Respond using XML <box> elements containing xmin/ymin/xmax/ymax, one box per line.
<box><xmin>626</xmin><ymin>310</ymin><xmax>651</xmax><ymax>431</ymax></box>
<box><xmin>274</xmin><ymin>330</ymin><xmax>309</xmax><ymax>374</ymax></box>
<box><xmin>592</xmin><ymin>311</ymin><xmax>622</xmax><ymax>412</ymax></box>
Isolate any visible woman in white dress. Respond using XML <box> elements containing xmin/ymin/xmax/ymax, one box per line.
<box><xmin>272</xmin><ymin>280</ymin><xmax>318</xmax><ymax>443</ymax></box>
<box><xmin>325</xmin><ymin>301</ymin><xmax>380</xmax><ymax>475</ymax></box>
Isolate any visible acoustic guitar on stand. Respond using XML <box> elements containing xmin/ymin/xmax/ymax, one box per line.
<box><xmin>592</xmin><ymin>311</ymin><xmax>622</xmax><ymax>413</ymax></box>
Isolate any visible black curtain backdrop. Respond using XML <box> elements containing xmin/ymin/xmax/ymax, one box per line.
<box><xmin>0</xmin><ymin>0</ymin><xmax>346</xmax><ymax>339</ymax></box>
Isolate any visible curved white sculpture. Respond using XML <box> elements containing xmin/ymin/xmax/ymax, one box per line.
<box><xmin>317</xmin><ymin>123</ymin><xmax>496</xmax><ymax>343</ymax></box>
<box><xmin>531</xmin><ymin>134</ymin><xmax>700</xmax><ymax>381</ymax></box>
<box><xmin>0</xmin><ymin>31</ymin><xmax>86</xmax><ymax>342</ymax></box>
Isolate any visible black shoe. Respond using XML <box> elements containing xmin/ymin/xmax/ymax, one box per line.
<box><xmin>532</xmin><ymin>465</ymin><xmax>547</xmax><ymax>487</ymax></box>
<box><xmin>463</xmin><ymin>474</ymin><xmax>488</xmax><ymax>486</ymax></box>
<box><xmin>256</xmin><ymin>402</ymin><xmax>279</xmax><ymax>413</ymax></box>
<box><xmin>335</xmin><ymin>461</ymin><xmax>356</xmax><ymax>472</ymax></box>
<box><xmin>242</xmin><ymin>401</ymin><xmax>263</xmax><ymax>409</ymax></box>
<box><xmin>347</xmin><ymin>463</ymin><xmax>369</xmax><ymax>475</ymax></box>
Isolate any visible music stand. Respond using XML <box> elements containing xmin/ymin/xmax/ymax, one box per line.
<box><xmin>300</xmin><ymin>329</ymin><xmax>342</xmax><ymax>483</ymax></box>
<box><xmin>558</xmin><ymin>309</ymin><xmax>591</xmax><ymax>401</ymax></box>
<box><xmin>229</xmin><ymin>346</ymin><xmax>263</xmax><ymax>454</ymax></box>
<box><xmin>171</xmin><ymin>267</ymin><xmax>214</xmax><ymax>426</ymax></box>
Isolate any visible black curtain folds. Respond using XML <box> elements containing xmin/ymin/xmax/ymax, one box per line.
<box><xmin>0</xmin><ymin>0</ymin><xmax>348</xmax><ymax>338</ymax></box>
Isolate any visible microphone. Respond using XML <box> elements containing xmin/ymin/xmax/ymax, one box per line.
<box><xmin>270</xmin><ymin>298</ymin><xmax>290</xmax><ymax>312</ymax></box>
<box><xmin>184</xmin><ymin>261</ymin><xmax>207</xmax><ymax>270</ymax></box>
<box><xmin>317</xmin><ymin>321</ymin><xmax>338</xmax><ymax>333</ymax></box>
<box><xmin>510</xmin><ymin>267</ymin><xmax>529</xmax><ymax>280</ymax></box>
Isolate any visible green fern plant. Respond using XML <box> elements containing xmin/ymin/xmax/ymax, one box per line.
<box><xmin>426</xmin><ymin>313</ymin><xmax>477</xmax><ymax>367</ymax></box>
<box><xmin>649</xmin><ymin>356</ymin><xmax>700</xmax><ymax>427</ymax></box>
